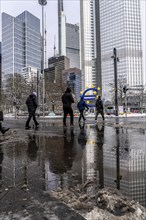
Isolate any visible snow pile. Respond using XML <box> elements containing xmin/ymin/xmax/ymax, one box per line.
<box><xmin>50</xmin><ymin>180</ymin><xmax>146</xmax><ymax>220</ymax></box>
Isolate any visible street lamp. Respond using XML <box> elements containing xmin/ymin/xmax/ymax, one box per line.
<box><xmin>111</xmin><ymin>48</ymin><xmax>119</xmax><ymax>116</ymax></box>
<box><xmin>38</xmin><ymin>0</ymin><xmax>47</xmax><ymax>117</ymax></box>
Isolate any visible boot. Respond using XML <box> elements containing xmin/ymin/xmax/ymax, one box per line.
<box><xmin>1</xmin><ymin>128</ymin><xmax>10</xmax><ymax>135</ymax></box>
<box><xmin>25</xmin><ymin>126</ymin><xmax>31</xmax><ymax>130</ymax></box>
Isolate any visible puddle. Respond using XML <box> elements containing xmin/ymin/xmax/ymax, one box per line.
<box><xmin>0</xmin><ymin>123</ymin><xmax>146</xmax><ymax>208</ymax></box>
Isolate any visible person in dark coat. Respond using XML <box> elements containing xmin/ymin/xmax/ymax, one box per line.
<box><xmin>25</xmin><ymin>92</ymin><xmax>39</xmax><ymax>129</ymax></box>
<box><xmin>0</xmin><ymin>123</ymin><xmax>9</xmax><ymax>135</ymax></box>
<box><xmin>95</xmin><ymin>96</ymin><xmax>105</xmax><ymax>121</ymax></box>
<box><xmin>77</xmin><ymin>97</ymin><xmax>89</xmax><ymax>123</ymax></box>
<box><xmin>62</xmin><ymin>87</ymin><xmax>74</xmax><ymax>126</ymax></box>
<box><xmin>0</xmin><ymin>111</ymin><xmax>9</xmax><ymax>135</ymax></box>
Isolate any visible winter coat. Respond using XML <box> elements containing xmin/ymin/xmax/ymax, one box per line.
<box><xmin>62</xmin><ymin>92</ymin><xmax>74</xmax><ymax>108</ymax></box>
<box><xmin>95</xmin><ymin>99</ymin><xmax>103</xmax><ymax>110</ymax></box>
<box><xmin>26</xmin><ymin>94</ymin><xmax>37</xmax><ymax>114</ymax></box>
<box><xmin>77</xmin><ymin>99</ymin><xmax>89</xmax><ymax>111</ymax></box>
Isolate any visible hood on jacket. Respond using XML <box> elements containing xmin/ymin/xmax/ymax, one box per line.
<box><xmin>65</xmin><ymin>87</ymin><xmax>71</xmax><ymax>93</ymax></box>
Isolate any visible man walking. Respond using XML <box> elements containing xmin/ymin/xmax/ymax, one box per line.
<box><xmin>0</xmin><ymin>111</ymin><xmax>9</xmax><ymax>135</ymax></box>
<box><xmin>62</xmin><ymin>87</ymin><xmax>74</xmax><ymax>127</ymax></box>
<box><xmin>95</xmin><ymin>96</ymin><xmax>105</xmax><ymax>122</ymax></box>
<box><xmin>25</xmin><ymin>92</ymin><xmax>39</xmax><ymax>129</ymax></box>
<box><xmin>77</xmin><ymin>97</ymin><xmax>89</xmax><ymax>123</ymax></box>
<box><xmin>0</xmin><ymin>123</ymin><xmax>9</xmax><ymax>135</ymax></box>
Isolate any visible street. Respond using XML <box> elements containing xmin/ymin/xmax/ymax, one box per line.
<box><xmin>0</xmin><ymin>116</ymin><xmax>146</xmax><ymax>219</ymax></box>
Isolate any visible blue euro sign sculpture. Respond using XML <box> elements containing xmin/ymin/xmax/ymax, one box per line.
<box><xmin>81</xmin><ymin>88</ymin><xmax>99</xmax><ymax>108</ymax></box>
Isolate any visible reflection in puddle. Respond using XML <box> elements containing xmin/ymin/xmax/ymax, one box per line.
<box><xmin>0</xmin><ymin>124</ymin><xmax>146</xmax><ymax>208</ymax></box>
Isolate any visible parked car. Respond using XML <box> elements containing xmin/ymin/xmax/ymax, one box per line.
<box><xmin>105</xmin><ymin>106</ymin><xmax>116</xmax><ymax>115</ymax></box>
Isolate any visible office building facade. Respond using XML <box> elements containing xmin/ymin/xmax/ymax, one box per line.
<box><xmin>80</xmin><ymin>0</ymin><xmax>95</xmax><ymax>89</ymax></box>
<box><xmin>58</xmin><ymin>0</ymin><xmax>80</xmax><ymax>69</ymax></box>
<box><xmin>63</xmin><ymin>67</ymin><xmax>82</xmax><ymax>100</ymax></box>
<box><xmin>58</xmin><ymin>0</ymin><xmax>66</xmax><ymax>56</ymax></box>
<box><xmin>2</xmin><ymin>11</ymin><xmax>41</xmax><ymax>84</ymax></box>
<box><xmin>80</xmin><ymin>0</ymin><xmax>143</xmax><ymax>99</ymax></box>
<box><xmin>66</xmin><ymin>23</ymin><xmax>80</xmax><ymax>69</ymax></box>
<box><xmin>0</xmin><ymin>43</ymin><xmax>2</xmax><ymax>91</ymax></box>
<box><xmin>46</xmin><ymin>55</ymin><xmax>70</xmax><ymax>84</ymax></box>
<box><xmin>99</xmin><ymin>0</ymin><xmax>143</xmax><ymax>101</ymax></box>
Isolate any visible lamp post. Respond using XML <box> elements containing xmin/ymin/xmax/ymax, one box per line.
<box><xmin>38</xmin><ymin>0</ymin><xmax>47</xmax><ymax>117</ymax></box>
<box><xmin>111</xmin><ymin>48</ymin><xmax>119</xmax><ymax>116</ymax></box>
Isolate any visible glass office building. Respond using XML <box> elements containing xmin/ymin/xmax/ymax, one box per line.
<box><xmin>81</xmin><ymin>0</ymin><xmax>143</xmax><ymax>99</ymax></box>
<box><xmin>66</xmin><ymin>23</ymin><xmax>80</xmax><ymax>69</ymax></box>
<box><xmin>2</xmin><ymin>11</ymin><xmax>41</xmax><ymax>82</ymax></box>
<box><xmin>58</xmin><ymin>1</ymin><xmax>80</xmax><ymax>69</ymax></box>
<box><xmin>80</xmin><ymin>0</ymin><xmax>95</xmax><ymax>89</ymax></box>
<box><xmin>99</xmin><ymin>0</ymin><xmax>143</xmax><ymax>100</ymax></box>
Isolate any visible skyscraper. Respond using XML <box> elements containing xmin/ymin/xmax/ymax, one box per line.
<box><xmin>80</xmin><ymin>0</ymin><xmax>96</xmax><ymax>89</ymax></box>
<box><xmin>80</xmin><ymin>0</ymin><xmax>143</xmax><ymax>99</ymax></box>
<box><xmin>58</xmin><ymin>0</ymin><xmax>80</xmax><ymax>69</ymax></box>
<box><xmin>58</xmin><ymin>0</ymin><xmax>66</xmax><ymax>56</ymax></box>
<box><xmin>66</xmin><ymin>23</ymin><xmax>80</xmax><ymax>69</ymax></box>
<box><xmin>47</xmin><ymin>55</ymin><xmax>70</xmax><ymax>84</ymax></box>
<box><xmin>2</xmin><ymin>11</ymin><xmax>41</xmax><ymax>83</ymax></box>
<box><xmin>98</xmin><ymin>0</ymin><xmax>143</xmax><ymax>100</ymax></box>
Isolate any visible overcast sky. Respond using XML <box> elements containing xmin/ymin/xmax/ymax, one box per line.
<box><xmin>0</xmin><ymin>0</ymin><xmax>145</xmax><ymax>83</ymax></box>
<box><xmin>0</xmin><ymin>0</ymin><xmax>80</xmax><ymax>57</ymax></box>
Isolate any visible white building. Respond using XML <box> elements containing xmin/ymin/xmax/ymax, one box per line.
<box><xmin>99</xmin><ymin>0</ymin><xmax>143</xmax><ymax>100</ymax></box>
<box><xmin>58</xmin><ymin>0</ymin><xmax>80</xmax><ymax>69</ymax></box>
<box><xmin>80</xmin><ymin>0</ymin><xmax>143</xmax><ymax>101</ymax></box>
<box><xmin>21</xmin><ymin>66</ymin><xmax>37</xmax><ymax>83</ymax></box>
<box><xmin>80</xmin><ymin>0</ymin><xmax>95</xmax><ymax>89</ymax></box>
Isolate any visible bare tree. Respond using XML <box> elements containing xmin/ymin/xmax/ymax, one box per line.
<box><xmin>108</xmin><ymin>76</ymin><xmax>126</xmax><ymax>105</ymax></box>
<box><xmin>3</xmin><ymin>73</ymin><xmax>33</xmax><ymax>112</ymax></box>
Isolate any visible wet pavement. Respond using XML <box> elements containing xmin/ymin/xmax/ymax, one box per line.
<box><xmin>0</xmin><ymin>116</ymin><xmax>146</xmax><ymax>219</ymax></box>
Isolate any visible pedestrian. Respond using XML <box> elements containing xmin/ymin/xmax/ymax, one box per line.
<box><xmin>62</xmin><ymin>87</ymin><xmax>74</xmax><ymax>127</ymax></box>
<box><xmin>25</xmin><ymin>92</ymin><xmax>39</xmax><ymax>129</ymax></box>
<box><xmin>0</xmin><ymin>111</ymin><xmax>9</xmax><ymax>135</ymax></box>
<box><xmin>95</xmin><ymin>96</ymin><xmax>105</xmax><ymax>122</ymax></box>
<box><xmin>77</xmin><ymin>97</ymin><xmax>89</xmax><ymax>123</ymax></box>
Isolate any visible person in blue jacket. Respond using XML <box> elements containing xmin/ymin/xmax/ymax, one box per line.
<box><xmin>77</xmin><ymin>97</ymin><xmax>89</xmax><ymax>123</ymax></box>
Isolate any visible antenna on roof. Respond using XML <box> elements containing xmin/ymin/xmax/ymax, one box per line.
<box><xmin>44</xmin><ymin>12</ymin><xmax>47</xmax><ymax>68</ymax></box>
<box><xmin>53</xmin><ymin>35</ymin><xmax>56</xmax><ymax>57</ymax></box>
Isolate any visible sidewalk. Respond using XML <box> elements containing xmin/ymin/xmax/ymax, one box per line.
<box><xmin>4</xmin><ymin>112</ymin><xmax>146</xmax><ymax>119</ymax></box>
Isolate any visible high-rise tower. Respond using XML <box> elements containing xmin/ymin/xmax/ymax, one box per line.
<box><xmin>2</xmin><ymin>11</ymin><xmax>41</xmax><ymax>83</ymax></box>
<box><xmin>80</xmin><ymin>0</ymin><xmax>95</xmax><ymax>89</ymax></box>
<box><xmin>58</xmin><ymin>0</ymin><xmax>66</xmax><ymax>56</ymax></box>
<box><xmin>66</xmin><ymin>23</ymin><xmax>80</xmax><ymax>69</ymax></box>
<box><xmin>98</xmin><ymin>0</ymin><xmax>143</xmax><ymax>100</ymax></box>
<box><xmin>58</xmin><ymin>0</ymin><xmax>80</xmax><ymax>68</ymax></box>
<box><xmin>81</xmin><ymin>0</ymin><xmax>143</xmax><ymax>100</ymax></box>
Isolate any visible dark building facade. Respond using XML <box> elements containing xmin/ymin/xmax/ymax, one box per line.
<box><xmin>63</xmin><ymin>67</ymin><xmax>82</xmax><ymax>100</ymax></box>
<box><xmin>0</xmin><ymin>42</ymin><xmax>2</xmax><ymax>92</ymax></box>
<box><xmin>45</xmin><ymin>56</ymin><xmax>70</xmax><ymax>84</ymax></box>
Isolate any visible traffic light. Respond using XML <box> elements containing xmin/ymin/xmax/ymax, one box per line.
<box><xmin>123</xmin><ymin>86</ymin><xmax>128</xmax><ymax>94</ymax></box>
